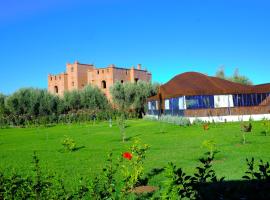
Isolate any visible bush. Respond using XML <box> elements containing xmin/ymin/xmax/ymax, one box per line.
<box><xmin>159</xmin><ymin>115</ymin><xmax>191</xmax><ymax>126</ymax></box>
<box><xmin>62</xmin><ymin>136</ymin><xmax>76</xmax><ymax>152</ymax></box>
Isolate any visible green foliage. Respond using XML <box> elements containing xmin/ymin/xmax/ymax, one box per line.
<box><xmin>0</xmin><ymin>93</ymin><xmax>6</xmax><ymax>116</ymax></box>
<box><xmin>243</xmin><ymin>158</ymin><xmax>270</xmax><ymax>180</ymax></box>
<box><xmin>110</xmin><ymin>81</ymin><xmax>159</xmax><ymax>117</ymax></box>
<box><xmin>80</xmin><ymin>85</ymin><xmax>109</xmax><ymax>110</ymax></box>
<box><xmin>201</xmin><ymin>140</ymin><xmax>217</xmax><ymax>159</ymax></box>
<box><xmin>0</xmin><ymin>152</ymin><xmax>72</xmax><ymax>199</ymax></box>
<box><xmin>1</xmin><ymin>86</ymin><xmax>111</xmax><ymax>127</ymax></box>
<box><xmin>192</xmin><ymin>118</ymin><xmax>205</xmax><ymax>125</ymax></box>
<box><xmin>117</xmin><ymin>114</ymin><xmax>127</xmax><ymax>142</ymax></box>
<box><xmin>160</xmin><ymin>154</ymin><xmax>224</xmax><ymax>199</ymax></box>
<box><xmin>215</xmin><ymin>67</ymin><xmax>253</xmax><ymax>85</ymax></box>
<box><xmin>62</xmin><ymin>136</ymin><xmax>76</xmax><ymax>152</ymax></box>
<box><xmin>89</xmin><ymin>152</ymin><xmax>119</xmax><ymax>199</ymax></box>
<box><xmin>2</xmin><ymin>142</ymin><xmax>270</xmax><ymax>199</ymax></box>
<box><xmin>262</xmin><ymin>119</ymin><xmax>270</xmax><ymax>136</ymax></box>
<box><xmin>158</xmin><ymin>115</ymin><xmax>191</xmax><ymax>126</ymax></box>
<box><xmin>121</xmin><ymin>139</ymin><xmax>150</xmax><ymax>196</ymax></box>
<box><xmin>240</xmin><ymin>122</ymin><xmax>252</xmax><ymax>144</ymax></box>
<box><xmin>161</xmin><ymin>162</ymin><xmax>195</xmax><ymax>199</ymax></box>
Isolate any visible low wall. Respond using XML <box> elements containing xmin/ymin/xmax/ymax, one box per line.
<box><xmin>189</xmin><ymin>114</ymin><xmax>270</xmax><ymax>123</ymax></box>
<box><xmin>184</xmin><ymin>106</ymin><xmax>270</xmax><ymax>117</ymax></box>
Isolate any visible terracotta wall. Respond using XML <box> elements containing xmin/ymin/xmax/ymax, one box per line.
<box><xmin>48</xmin><ymin>62</ymin><xmax>152</xmax><ymax>99</ymax></box>
<box><xmin>184</xmin><ymin>106</ymin><xmax>270</xmax><ymax>117</ymax></box>
<box><xmin>66</xmin><ymin>62</ymin><xmax>93</xmax><ymax>91</ymax></box>
<box><xmin>48</xmin><ymin>73</ymin><xmax>68</xmax><ymax>96</ymax></box>
<box><xmin>88</xmin><ymin>66</ymin><xmax>114</xmax><ymax>99</ymax></box>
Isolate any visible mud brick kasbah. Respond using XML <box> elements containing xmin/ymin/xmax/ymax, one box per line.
<box><xmin>48</xmin><ymin>61</ymin><xmax>152</xmax><ymax>100</ymax></box>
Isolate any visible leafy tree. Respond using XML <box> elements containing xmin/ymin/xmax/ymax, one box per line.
<box><xmin>215</xmin><ymin>66</ymin><xmax>225</xmax><ymax>79</ymax></box>
<box><xmin>110</xmin><ymin>81</ymin><xmax>159</xmax><ymax>117</ymax></box>
<box><xmin>0</xmin><ymin>93</ymin><xmax>6</xmax><ymax>115</ymax></box>
<box><xmin>228</xmin><ymin>68</ymin><xmax>253</xmax><ymax>85</ymax></box>
<box><xmin>80</xmin><ymin>85</ymin><xmax>109</xmax><ymax>110</ymax></box>
<box><xmin>110</xmin><ymin>82</ymin><xmax>134</xmax><ymax>111</ymax></box>
<box><xmin>63</xmin><ymin>90</ymin><xmax>82</xmax><ymax>111</ymax></box>
<box><xmin>134</xmin><ymin>81</ymin><xmax>159</xmax><ymax>118</ymax></box>
<box><xmin>215</xmin><ymin>67</ymin><xmax>252</xmax><ymax>85</ymax></box>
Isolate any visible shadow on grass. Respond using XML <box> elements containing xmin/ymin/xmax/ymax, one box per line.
<box><xmin>125</xmin><ymin>134</ymin><xmax>142</xmax><ymax>141</ymax></box>
<box><xmin>154</xmin><ymin>131</ymin><xmax>168</xmax><ymax>134</ymax></box>
<box><xmin>260</xmin><ymin>131</ymin><xmax>269</xmax><ymax>136</ymax></box>
<box><xmin>109</xmin><ymin>134</ymin><xmax>142</xmax><ymax>142</ymax></box>
<box><xmin>197</xmin><ymin>179</ymin><xmax>270</xmax><ymax>200</ymax></box>
<box><xmin>58</xmin><ymin>145</ymin><xmax>86</xmax><ymax>153</ymax></box>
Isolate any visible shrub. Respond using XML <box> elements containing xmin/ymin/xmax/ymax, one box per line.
<box><xmin>262</xmin><ymin>119</ymin><xmax>270</xmax><ymax>136</ymax></box>
<box><xmin>192</xmin><ymin>118</ymin><xmax>204</xmax><ymax>125</ymax></box>
<box><xmin>143</xmin><ymin>115</ymin><xmax>158</xmax><ymax>121</ymax></box>
<box><xmin>62</xmin><ymin>136</ymin><xmax>76</xmax><ymax>152</ymax></box>
<box><xmin>159</xmin><ymin>115</ymin><xmax>191</xmax><ymax>126</ymax></box>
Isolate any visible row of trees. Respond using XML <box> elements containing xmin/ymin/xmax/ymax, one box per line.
<box><xmin>215</xmin><ymin>67</ymin><xmax>253</xmax><ymax>85</ymax></box>
<box><xmin>0</xmin><ymin>81</ymin><xmax>158</xmax><ymax>126</ymax></box>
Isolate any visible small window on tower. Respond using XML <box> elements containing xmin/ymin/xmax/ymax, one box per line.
<box><xmin>97</xmin><ymin>70</ymin><xmax>99</xmax><ymax>74</ymax></box>
<box><xmin>126</xmin><ymin>70</ymin><xmax>128</xmax><ymax>75</ymax></box>
<box><xmin>121</xmin><ymin>80</ymin><xmax>124</xmax><ymax>83</ymax></box>
<box><xmin>50</xmin><ymin>77</ymin><xmax>52</xmax><ymax>81</ymax></box>
<box><xmin>72</xmin><ymin>82</ymin><xmax>75</xmax><ymax>86</ymax></box>
<box><xmin>71</xmin><ymin>67</ymin><xmax>74</xmax><ymax>72</ymax></box>
<box><xmin>102</xmin><ymin>70</ymin><xmax>104</xmax><ymax>74</ymax></box>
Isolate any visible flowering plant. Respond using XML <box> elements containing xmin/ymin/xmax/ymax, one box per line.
<box><xmin>123</xmin><ymin>152</ymin><xmax>133</xmax><ymax>160</ymax></box>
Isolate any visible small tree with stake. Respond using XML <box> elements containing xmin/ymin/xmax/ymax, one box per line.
<box><xmin>241</xmin><ymin>122</ymin><xmax>252</xmax><ymax>144</ymax></box>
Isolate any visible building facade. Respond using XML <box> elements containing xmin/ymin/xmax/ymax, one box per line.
<box><xmin>48</xmin><ymin>61</ymin><xmax>152</xmax><ymax>99</ymax></box>
<box><xmin>147</xmin><ymin>72</ymin><xmax>270</xmax><ymax>122</ymax></box>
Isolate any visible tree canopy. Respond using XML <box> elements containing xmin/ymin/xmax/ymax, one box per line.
<box><xmin>215</xmin><ymin>67</ymin><xmax>252</xmax><ymax>85</ymax></box>
<box><xmin>110</xmin><ymin>81</ymin><xmax>159</xmax><ymax>117</ymax></box>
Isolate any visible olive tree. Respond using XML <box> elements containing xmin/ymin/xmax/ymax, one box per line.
<box><xmin>0</xmin><ymin>93</ymin><xmax>6</xmax><ymax>115</ymax></box>
<box><xmin>110</xmin><ymin>81</ymin><xmax>159</xmax><ymax>117</ymax></box>
<box><xmin>80</xmin><ymin>85</ymin><xmax>109</xmax><ymax>110</ymax></box>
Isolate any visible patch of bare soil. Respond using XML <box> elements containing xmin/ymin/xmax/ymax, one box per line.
<box><xmin>132</xmin><ymin>186</ymin><xmax>158</xmax><ymax>194</ymax></box>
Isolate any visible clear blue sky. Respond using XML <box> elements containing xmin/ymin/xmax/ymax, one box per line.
<box><xmin>0</xmin><ymin>0</ymin><xmax>269</xmax><ymax>95</ymax></box>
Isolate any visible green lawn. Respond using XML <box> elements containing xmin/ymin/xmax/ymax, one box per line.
<box><xmin>0</xmin><ymin>120</ymin><xmax>269</xmax><ymax>188</ymax></box>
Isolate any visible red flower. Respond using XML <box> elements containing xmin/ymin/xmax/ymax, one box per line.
<box><xmin>123</xmin><ymin>152</ymin><xmax>133</xmax><ymax>160</ymax></box>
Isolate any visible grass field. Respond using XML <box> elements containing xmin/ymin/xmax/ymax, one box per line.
<box><xmin>0</xmin><ymin>119</ymin><xmax>270</xmax><ymax>189</ymax></box>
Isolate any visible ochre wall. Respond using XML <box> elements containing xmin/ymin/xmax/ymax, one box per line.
<box><xmin>48</xmin><ymin>62</ymin><xmax>152</xmax><ymax>100</ymax></box>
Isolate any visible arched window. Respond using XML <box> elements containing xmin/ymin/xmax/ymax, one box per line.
<box><xmin>121</xmin><ymin>80</ymin><xmax>124</xmax><ymax>83</ymax></box>
<box><xmin>101</xmin><ymin>80</ymin><xmax>106</xmax><ymax>89</ymax></box>
<box><xmin>54</xmin><ymin>86</ymin><xmax>58</xmax><ymax>94</ymax></box>
<box><xmin>134</xmin><ymin>78</ymin><xmax>139</xmax><ymax>83</ymax></box>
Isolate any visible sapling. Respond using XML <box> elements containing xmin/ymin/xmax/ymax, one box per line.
<box><xmin>117</xmin><ymin>114</ymin><xmax>126</xmax><ymax>142</ymax></box>
<box><xmin>241</xmin><ymin>122</ymin><xmax>252</xmax><ymax>144</ymax></box>
<box><xmin>262</xmin><ymin>119</ymin><xmax>270</xmax><ymax>136</ymax></box>
<box><xmin>202</xmin><ymin>140</ymin><xmax>217</xmax><ymax>159</ymax></box>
